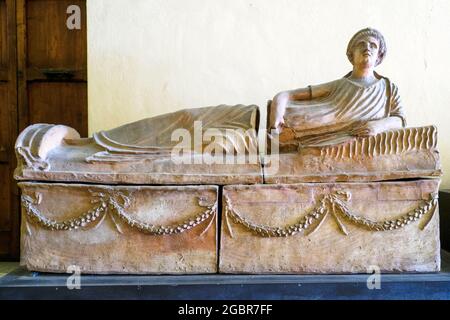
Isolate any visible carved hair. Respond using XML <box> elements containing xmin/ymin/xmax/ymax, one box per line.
<box><xmin>346</xmin><ymin>28</ymin><xmax>387</xmax><ymax>66</ymax></box>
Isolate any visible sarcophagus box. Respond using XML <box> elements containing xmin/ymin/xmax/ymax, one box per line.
<box><xmin>220</xmin><ymin>180</ymin><xmax>440</xmax><ymax>273</ymax></box>
<box><xmin>19</xmin><ymin>182</ymin><xmax>219</xmax><ymax>274</ymax></box>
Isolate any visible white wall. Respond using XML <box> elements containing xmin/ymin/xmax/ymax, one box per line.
<box><xmin>88</xmin><ymin>0</ymin><xmax>450</xmax><ymax>188</ymax></box>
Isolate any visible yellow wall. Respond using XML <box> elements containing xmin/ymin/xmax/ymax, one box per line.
<box><xmin>88</xmin><ymin>0</ymin><xmax>450</xmax><ymax>188</ymax></box>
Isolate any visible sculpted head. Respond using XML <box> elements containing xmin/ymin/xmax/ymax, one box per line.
<box><xmin>346</xmin><ymin>28</ymin><xmax>386</xmax><ymax>68</ymax></box>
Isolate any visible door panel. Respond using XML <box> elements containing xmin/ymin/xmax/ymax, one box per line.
<box><xmin>0</xmin><ymin>81</ymin><xmax>10</xmax><ymax>158</ymax></box>
<box><xmin>0</xmin><ymin>0</ymin><xmax>87</xmax><ymax>259</ymax></box>
<box><xmin>0</xmin><ymin>164</ymin><xmax>11</xmax><ymax>231</ymax></box>
<box><xmin>26</xmin><ymin>0</ymin><xmax>86</xmax><ymax>80</ymax></box>
<box><xmin>18</xmin><ymin>0</ymin><xmax>88</xmax><ymax>137</ymax></box>
<box><xmin>0</xmin><ymin>1</ymin><xmax>7</xmax><ymax>69</ymax></box>
<box><xmin>0</xmin><ymin>0</ymin><xmax>17</xmax><ymax>260</ymax></box>
<box><xmin>0</xmin><ymin>232</ymin><xmax>9</xmax><ymax>255</ymax></box>
<box><xmin>28</xmin><ymin>82</ymin><xmax>87</xmax><ymax>130</ymax></box>
<box><xmin>27</xmin><ymin>0</ymin><xmax>86</xmax><ymax>69</ymax></box>
<box><xmin>0</xmin><ymin>82</ymin><xmax>12</xmax><ymax>233</ymax></box>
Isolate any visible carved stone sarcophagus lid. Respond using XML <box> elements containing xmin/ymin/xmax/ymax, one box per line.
<box><xmin>15</xmin><ymin>104</ymin><xmax>262</xmax><ymax>185</ymax></box>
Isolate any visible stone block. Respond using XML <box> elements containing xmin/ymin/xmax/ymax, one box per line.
<box><xmin>220</xmin><ymin>180</ymin><xmax>440</xmax><ymax>273</ymax></box>
<box><xmin>19</xmin><ymin>182</ymin><xmax>218</xmax><ymax>274</ymax></box>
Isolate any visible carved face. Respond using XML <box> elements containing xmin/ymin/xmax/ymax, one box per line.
<box><xmin>351</xmin><ymin>36</ymin><xmax>380</xmax><ymax>68</ymax></box>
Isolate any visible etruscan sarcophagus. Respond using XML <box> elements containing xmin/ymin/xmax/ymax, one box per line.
<box><xmin>14</xmin><ymin>28</ymin><xmax>443</xmax><ymax>274</ymax></box>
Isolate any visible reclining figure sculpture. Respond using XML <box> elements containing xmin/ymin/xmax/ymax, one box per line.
<box><xmin>268</xmin><ymin>28</ymin><xmax>405</xmax><ymax>150</ymax></box>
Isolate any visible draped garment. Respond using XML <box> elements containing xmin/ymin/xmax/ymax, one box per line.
<box><xmin>284</xmin><ymin>77</ymin><xmax>406</xmax><ymax>146</ymax></box>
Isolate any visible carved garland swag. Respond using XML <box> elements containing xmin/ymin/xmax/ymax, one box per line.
<box><xmin>22</xmin><ymin>190</ymin><xmax>217</xmax><ymax>236</ymax></box>
<box><xmin>21</xmin><ymin>189</ymin><xmax>437</xmax><ymax>237</ymax></box>
<box><xmin>224</xmin><ymin>191</ymin><xmax>438</xmax><ymax>237</ymax></box>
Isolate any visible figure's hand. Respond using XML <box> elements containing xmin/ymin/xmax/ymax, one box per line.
<box><xmin>350</xmin><ymin>121</ymin><xmax>383</xmax><ymax>137</ymax></box>
<box><xmin>269</xmin><ymin>113</ymin><xmax>285</xmax><ymax>134</ymax></box>
<box><xmin>269</xmin><ymin>94</ymin><xmax>288</xmax><ymax>134</ymax></box>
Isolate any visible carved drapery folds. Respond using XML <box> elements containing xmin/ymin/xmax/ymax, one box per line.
<box><xmin>315</xmin><ymin>126</ymin><xmax>438</xmax><ymax>159</ymax></box>
<box><xmin>14</xmin><ymin>123</ymin><xmax>80</xmax><ymax>174</ymax></box>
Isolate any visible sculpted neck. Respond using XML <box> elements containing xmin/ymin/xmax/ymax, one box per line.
<box><xmin>351</xmin><ymin>65</ymin><xmax>375</xmax><ymax>78</ymax></box>
<box><xmin>349</xmin><ymin>66</ymin><xmax>378</xmax><ymax>86</ymax></box>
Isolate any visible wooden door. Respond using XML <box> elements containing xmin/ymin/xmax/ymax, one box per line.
<box><xmin>0</xmin><ymin>0</ymin><xmax>18</xmax><ymax>259</ymax></box>
<box><xmin>0</xmin><ymin>0</ymin><xmax>87</xmax><ymax>259</ymax></box>
<box><xmin>17</xmin><ymin>0</ymin><xmax>87</xmax><ymax>135</ymax></box>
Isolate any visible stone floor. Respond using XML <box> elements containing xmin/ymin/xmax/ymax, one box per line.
<box><xmin>0</xmin><ymin>263</ymin><xmax>18</xmax><ymax>279</ymax></box>
<box><xmin>0</xmin><ymin>251</ymin><xmax>449</xmax><ymax>300</ymax></box>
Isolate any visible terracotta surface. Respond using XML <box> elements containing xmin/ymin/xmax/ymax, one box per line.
<box><xmin>264</xmin><ymin>126</ymin><xmax>441</xmax><ymax>183</ymax></box>
<box><xmin>19</xmin><ymin>182</ymin><xmax>218</xmax><ymax>274</ymax></box>
<box><xmin>14</xmin><ymin>104</ymin><xmax>263</xmax><ymax>185</ymax></box>
<box><xmin>220</xmin><ymin>180</ymin><xmax>440</xmax><ymax>273</ymax></box>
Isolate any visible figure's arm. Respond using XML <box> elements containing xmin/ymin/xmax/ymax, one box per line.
<box><xmin>351</xmin><ymin>81</ymin><xmax>406</xmax><ymax>136</ymax></box>
<box><xmin>351</xmin><ymin>116</ymin><xmax>403</xmax><ymax>136</ymax></box>
<box><xmin>269</xmin><ymin>85</ymin><xmax>331</xmax><ymax>132</ymax></box>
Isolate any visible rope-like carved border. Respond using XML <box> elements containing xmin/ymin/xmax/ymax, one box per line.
<box><xmin>22</xmin><ymin>190</ymin><xmax>217</xmax><ymax>236</ymax></box>
<box><xmin>224</xmin><ymin>191</ymin><xmax>438</xmax><ymax>237</ymax></box>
